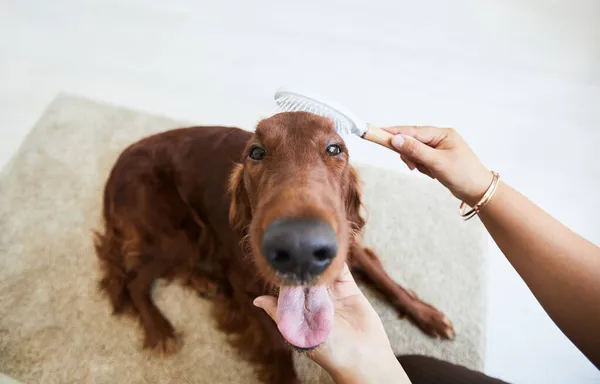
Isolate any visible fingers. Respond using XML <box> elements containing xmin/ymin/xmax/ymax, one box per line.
<box><xmin>330</xmin><ymin>263</ymin><xmax>364</xmax><ymax>298</ymax></box>
<box><xmin>391</xmin><ymin>135</ymin><xmax>439</xmax><ymax>167</ymax></box>
<box><xmin>253</xmin><ymin>296</ymin><xmax>278</xmax><ymax>322</ymax></box>
<box><xmin>400</xmin><ymin>154</ymin><xmax>417</xmax><ymax>170</ymax></box>
<box><xmin>400</xmin><ymin>153</ymin><xmax>433</xmax><ymax>177</ymax></box>
<box><xmin>382</xmin><ymin>126</ymin><xmax>449</xmax><ymax>146</ymax></box>
<box><xmin>416</xmin><ymin>164</ymin><xmax>434</xmax><ymax>178</ymax></box>
<box><xmin>254</xmin><ymin>264</ymin><xmax>356</xmax><ymax>321</ymax></box>
<box><xmin>336</xmin><ymin>263</ymin><xmax>356</xmax><ymax>283</ymax></box>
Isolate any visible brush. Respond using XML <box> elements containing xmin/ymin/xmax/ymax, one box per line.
<box><xmin>273</xmin><ymin>87</ymin><xmax>395</xmax><ymax>150</ymax></box>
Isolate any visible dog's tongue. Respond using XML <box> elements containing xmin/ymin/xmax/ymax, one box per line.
<box><xmin>276</xmin><ymin>286</ymin><xmax>333</xmax><ymax>349</ymax></box>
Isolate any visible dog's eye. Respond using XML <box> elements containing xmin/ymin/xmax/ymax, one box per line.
<box><xmin>325</xmin><ymin>144</ymin><xmax>342</xmax><ymax>156</ymax></box>
<box><xmin>249</xmin><ymin>146</ymin><xmax>266</xmax><ymax>161</ymax></box>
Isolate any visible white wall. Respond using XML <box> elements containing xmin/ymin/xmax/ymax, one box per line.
<box><xmin>1</xmin><ymin>0</ymin><xmax>599</xmax><ymax>382</ymax></box>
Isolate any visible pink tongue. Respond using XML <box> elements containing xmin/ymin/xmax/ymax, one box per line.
<box><xmin>276</xmin><ymin>286</ymin><xmax>333</xmax><ymax>349</ymax></box>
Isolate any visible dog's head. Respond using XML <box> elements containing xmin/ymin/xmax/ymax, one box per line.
<box><xmin>229</xmin><ymin>112</ymin><xmax>364</xmax><ymax>349</ymax></box>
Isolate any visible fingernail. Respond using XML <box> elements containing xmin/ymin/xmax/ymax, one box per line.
<box><xmin>391</xmin><ymin>135</ymin><xmax>404</xmax><ymax>148</ymax></box>
<box><xmin>253</xmin><ymin>298</ymin><xmax>262</xmax><ymax>307</ymax></box>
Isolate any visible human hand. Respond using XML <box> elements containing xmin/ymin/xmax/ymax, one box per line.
<box><xmin>254</xmin><ymin>264</ymin><xmax>408</xmax><ymax>383</ymax></box>
<box><xmin>383</xmin><ymin>126</ymin><xmax>492</xmax><ymax>206</ymax></box>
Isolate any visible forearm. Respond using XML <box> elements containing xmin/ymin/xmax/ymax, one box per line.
<box><xmin>479</xmin><ymin>182</ymin><xmax>600</xmax><ymax>367</ymax></box>
<box><xmin>328</xmin><ymin>347</ymin><xmax>412</xmax><ymax>384</ymax></box>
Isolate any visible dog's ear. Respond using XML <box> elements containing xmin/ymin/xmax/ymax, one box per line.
<box><xmin>229</xmin><ymin>163</ymin><xmax>251</xmax><ymax>232</ymax></box>
<box><xmin>346</xmin><ymin>166</ymin><xmax>365</xmax><ymax>237</ymax></box>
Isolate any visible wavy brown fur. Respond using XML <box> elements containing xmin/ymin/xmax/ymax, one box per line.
<box><xmin>94</xmin><ymin>114</ymin><xmax>454</xmax><ymax>383</ymax></box>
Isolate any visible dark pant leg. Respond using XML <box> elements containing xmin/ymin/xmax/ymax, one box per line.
<box><xmin>397</xmin><ymin>355</ymin><xmax>509</xmax><ymax>384</ymax></box>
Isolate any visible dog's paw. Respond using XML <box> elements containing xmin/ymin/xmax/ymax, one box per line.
<box><xmin>143</xmin><ymin>328</ymin><xmax>181</xmax><ymax>357</ymax></box>
<box><xmin>405</xmin><ymin>299</ymin><xmax>455</xmax><ymax>340</ymax></box>
<box><xmin>154</xmin><ymin>335</ymin><xmax>180</xmax><ymax>357</ymax></box>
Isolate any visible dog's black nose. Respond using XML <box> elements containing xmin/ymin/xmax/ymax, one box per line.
<box><xmin>261</xmin><ymin>218</ymin><xmax>338</xmax><ymax>281</ymax></box>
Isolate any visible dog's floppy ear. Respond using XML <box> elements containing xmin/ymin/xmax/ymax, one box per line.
<box><xmin>346</xmin><ymin>166</ymin><xmax>366</xmax><ymax>237</ymax></box>
<box><xmin>229</xmin><ymin>163</ymin><xmax>251</xmax><ymax>232</ymax></box>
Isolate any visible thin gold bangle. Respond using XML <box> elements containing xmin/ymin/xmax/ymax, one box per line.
<box><xmin>459</xmin><ymin>171</ymin><xmax>500</xmax><ymax>221</ymax></box>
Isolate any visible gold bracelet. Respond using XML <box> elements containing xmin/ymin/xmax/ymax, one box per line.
<box><xmin>459</xmin><ymin>171</ymin><xmax>500</xmax><ymax>221</ymax></box>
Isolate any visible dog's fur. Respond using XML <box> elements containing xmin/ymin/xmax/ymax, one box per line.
<box><xmin>94</xmin><ymin>112</ymin><xmax>454</xmax><ymax>382</ymax></box>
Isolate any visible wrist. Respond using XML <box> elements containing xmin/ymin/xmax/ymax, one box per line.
<box><xmin>327</xmin><ymin>347</ymin><xmax>409</xmax><ymax>384</ymax></box>
<box><xmin>461</xmin><ymin>169</ymin><xmax>494</xmax><ymax>207</ymax></box>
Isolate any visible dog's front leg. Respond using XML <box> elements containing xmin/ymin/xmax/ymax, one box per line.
<box><xmin>348</xmin><ymin>244</ymin><xmax>455</xmax><ymax>340</ymax></box>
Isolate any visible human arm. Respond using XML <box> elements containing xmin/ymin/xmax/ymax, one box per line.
<box><xmin>385</xmin><ymin>126</ymin><xmax>600</xmax><ymax>368</ymax></box>
<box><xmin>477</xmin><ymin>181</ymin><xmax>600</xmax><ymax>367</ymax></box>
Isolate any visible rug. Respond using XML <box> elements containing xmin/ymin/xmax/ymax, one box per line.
<box><xmin>0</xmin><ymin>95</ymin><xmax>487</xmax><ymax>383</ymax></box>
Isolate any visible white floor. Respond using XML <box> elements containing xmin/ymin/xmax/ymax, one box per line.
<box><xmin>1</xmin><ymin>0</ymin><xmax>599</xmax><ymax>382</ymax></box>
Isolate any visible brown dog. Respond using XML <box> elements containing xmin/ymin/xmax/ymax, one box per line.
<box><xmin>95</xmin><ymin>112</ymin><xmax>454</xmax><ymax>382</ymax></box>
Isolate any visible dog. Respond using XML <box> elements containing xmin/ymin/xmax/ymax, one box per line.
<box><xmin>94</xmin><ymin>112</ymin><xmax>454</xmax><ymax>382</ymax></box>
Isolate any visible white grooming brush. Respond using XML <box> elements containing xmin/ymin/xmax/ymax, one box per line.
<box><xmin>274</xmin><ymin>87</ymin><xmax>395</xmax><ymax>150</ymax></box>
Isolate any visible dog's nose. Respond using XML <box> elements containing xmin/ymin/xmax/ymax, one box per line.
<box><xmin>261</xmin><ymin>218</ymin><xmax>338</xmax><ymax>280</ymax></box>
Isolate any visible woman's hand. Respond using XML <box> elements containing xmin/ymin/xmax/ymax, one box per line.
<box><xmin>254</xmin><ymin>264</ymin><xmax>410</xmax><ymax>383</ymax></box>
<box><xmin>383</xmin><ymin>126</ymin><xmax>492</xmax><ymax>206</ymax></box>
<box><xmin>383</xmin><ymin>127</ymin><xmax>600</xmax><ymax>368</ymax></box>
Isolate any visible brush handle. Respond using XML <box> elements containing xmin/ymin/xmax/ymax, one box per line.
<box><xmin>363</xmin><ymin>124</ymin><xmax>396</xmax><ymax>151</ymax></box>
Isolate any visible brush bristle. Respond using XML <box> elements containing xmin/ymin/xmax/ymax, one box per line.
<box><xmin>273</xmin><ymin>94</ymin><xmax>358</xmax><ymax>136</ymax></box>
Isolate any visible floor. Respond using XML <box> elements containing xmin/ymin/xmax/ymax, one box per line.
<box><xmin>1</xmin><ymin>0</ymin><xmax>599</xmax><ymax>382</ymax></box>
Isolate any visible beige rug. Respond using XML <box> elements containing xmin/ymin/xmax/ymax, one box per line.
<box><xmin>0</xmin><ymin>95</ymin><xmax>487</xmax><ymax>383</ymax></box>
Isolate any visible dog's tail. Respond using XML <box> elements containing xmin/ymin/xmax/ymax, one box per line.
<box><xmin>93</xmin><ymin>185</ymin><xmax>132</xmax><ymax>315</ymax></box>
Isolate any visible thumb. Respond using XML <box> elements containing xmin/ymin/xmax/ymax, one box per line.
<box><xmin>253</xmin><ymin>296</ymin><xmax>278</xmax><ymax>322</ymax></box>
<box><xmin>391</xmin><ymin>135</ymin><xmax>438</xmax><ymax>166</ymax></box>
